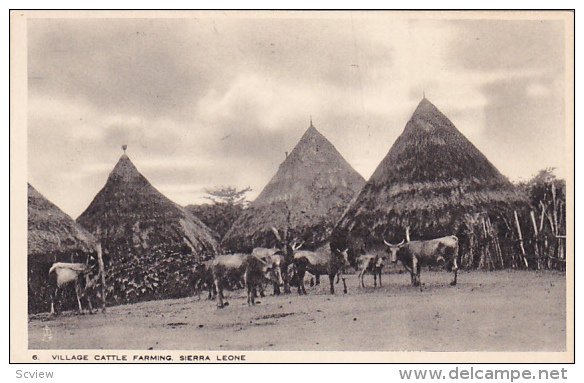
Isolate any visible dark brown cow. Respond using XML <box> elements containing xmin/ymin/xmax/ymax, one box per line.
<box><xmin>192</xmin><ymin>260</ymin><xmax>215</xmax><ymax>300</ymax></box>
<box><xmin>384</xmin><ymin>235</ymin><xmax>459</xmax><ymax>288</ymax></box>
<box><xmin>357</xmin><ymin>254</ymin><xmax>386</xmax><ymax>288</ymax></box>
<box><xmin>293</xmin><ymin>246</ymin><xmax>350</xmax><ymax>295</ymax></box>
<box><xmin>211</xmin><ymin>254</ymin><xmax>282</xmax><ymax>308</ymax></box>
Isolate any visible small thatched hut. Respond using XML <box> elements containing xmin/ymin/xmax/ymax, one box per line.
<box><xmin>332</xmin><ymin>98</ymin><xmax>528</xmax><ymax>269</ymax></box>
<box><xmin>77</xmin><ymin>152</ymin><xmax>219</xmax><ymax>304</ymax></box>
<box><xmin>222</xmin><ymin>122</ymin><xmax>365</xmax><ymax>252</ymax></box>
<box><xmin>28</xmin><ymin>183</ymin><xmax>103</xmax><ymax>313</ymax></box>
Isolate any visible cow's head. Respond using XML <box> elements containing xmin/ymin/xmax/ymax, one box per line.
<box><xmin>376</xmin><ymin>255</ymin><xmax>387</xmax><ymax>269</ymax></box>
<box><xmin>383</xmin><ymin>238</ymin><xmax>406</xmax><ymax>263</ymax></box>
<box><xmin>334</xmin><ymin>248</ymin><xmax>350</xmax><ymax>267</ymax></box>
<box><xmin>271</xmin><ymin>227</ymin><xmax>303</xmax><ymax>259</ymax></box>
<box><xmin>262</xmin><ymin>261</ymin><xmax>284</xmax><ymax>287</ymax></box>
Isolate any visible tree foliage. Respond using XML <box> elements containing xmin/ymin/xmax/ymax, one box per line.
<box><xmin>187</xmin><ymin>186</ymin><xmax>252</xmax><ymax>240</ymax></box>
<box><xmin>204</xmin><ymin>186</ymin><xmax>252</xmax><ymax>206</ymax></box>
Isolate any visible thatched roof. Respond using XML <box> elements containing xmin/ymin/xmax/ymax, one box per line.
<box><xmin>222</xmin><ymin>123</ymin><xmax>365</xmax><ymax>252</ymax></box>
<box><xmin>332</xmin><ymin>97</ymin><xmax>527</xmax><ymax>249</ymax></box>
<box><xmin>77</xmin><ymin>154</ymin><xmax>219</xmax><ymax>258</ymax></box>
<box><xmin>28</xmin><ymin>183</ymin><xmax>96</xmax><ymax>256</ymax></box>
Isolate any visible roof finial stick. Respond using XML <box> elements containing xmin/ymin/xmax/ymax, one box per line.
<box><xmin>310</xmin><ymin>115</ymin><xmax>313</xmax><ymax>127</ymax></box>
<box><xmin>122</xmin><ymin>144</ymin><xmax>127</xmax><ymax>154</ymax></box>
<box><xmin>423</xmin><ymin>90</ymin><xmax>426</xmax><ymax>99</ymax></box>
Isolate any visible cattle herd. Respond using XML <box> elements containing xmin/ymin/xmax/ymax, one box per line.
<box><xmin>47</xmin><ymin>229</ymin><xmax>461</xmax><ymax>315</ymax></box>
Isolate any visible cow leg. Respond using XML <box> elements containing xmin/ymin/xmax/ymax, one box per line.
<box><xmin>450</xmin><ymin>251</ymin><xmax>459</xmax><ymax>286</ymax></box>
<box><xmin>450</xmin><ymin>269</ymin><xmax>458</xmax><ymax>286</ymax></box>
<box><xmin>374</xmin><ymin>272</ymin><xmax>377</xmax><ymax>287</ymax></box>
<box><xmin>297</xmin><ymin>269</ymin><xmax>307</xmax><ymax>295</ymax></box>
<box><xmin>259</xmin><ymin>283</ymin><xmax>265</xmax><ymax>298</ymax></box>
<box><xmin>247</xmin><ymin>282</ymin><xmax>255</xmax><ymax>306</ymax></box>
<box><xmin>315</xmin><ymin>275</ymin><xmax>320</xmax><ymax>286</ymax></box>
<box><xmin>329</xmin><ymin>274</ymin><xmax>335</xmax><ymax>294</ymax></box>
<box><xmin>273</xmin><ymin>282</ymin><xmax>281</xmax><ymax>296</ymax></box>
<box><xmin>415</xmin><ymin>262</ymin><xmax>423</xmax><ymax>291</ymax></box>
<box><xmin>215</xmin><ymin>278</ymin><xmax>225</xmax><ymax>308</ymax></box>
<box><xmin>450</xmin><ymin>261</ymin><xmax>458</xmax><ymax>286</ymax></box>
<box><xmin>401</xmin><ymin>261</ymin><xmax>414</xmax><ymax>286</ymax></box>
<box><xmin>207</xmin><ymin>284</ymin><xmax>213</xmax><ymax>300</ymax></box>
<box><xmin>282</xmin><ymin>263</ymin><xmax>291</xmax><ymax>294</ymax></box>
<box><xmin>341</xmin><ymin>275</ymin><xmax>347</xmax><ymax>294</ymax></box>
<box><xmin>50</xmin><ymin>288</ymin><xmax>58</xmax><ymax>315</ymax></box>
<box><xmin>411</xmin><ymin>257</ymin><xmax>420</xmax><ymax>287</ymax></box>
<box><xmin>378</xmin><ymin>270</ymin><xmax>382</xmax><ymax>287</ymax></box>
<box><xmin>88</xmin><ymin>296</ymin><xmax>94</xmax><ymax>313</ymax></box>
<box><xmin>359</xmin><ymin>270</ymin><xmax>365</xmax><ymax>288</ymax></box>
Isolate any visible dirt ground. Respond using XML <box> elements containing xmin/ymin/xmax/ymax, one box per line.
<box><xmin>29</xmin><ymin>270</ymin><xmax>566</xmax><ymax>351</ymax></box>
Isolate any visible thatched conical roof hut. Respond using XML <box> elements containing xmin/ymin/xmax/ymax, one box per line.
<box><xmin>28</xmin><ymin>183</ymin><xmax>100</xmax><ymax>313</ymax></box>
<box><xmin>332</xmin><ymin>98</ymin><xmax>528</xmax><ymax>268</ymax></box>
<box><xmin>77</xmin><ymin>153</ymin><xmax>219</xmax><ymax>303</ymax></box>
<box><xmin>222</xmin><ymin>123</ymin><xmax>365</xmax><ymax>252</ymax></box>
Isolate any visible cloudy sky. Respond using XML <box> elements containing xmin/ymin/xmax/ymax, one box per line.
<box><xmin>27</xmin><ymin>12</ymin><xmax>570</xmax><ymax>218</ymax></box>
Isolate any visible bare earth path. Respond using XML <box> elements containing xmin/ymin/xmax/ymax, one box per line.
<box><xmin>29</xmin><ymin>270</ymin><xmax>566</xmax><ymax>351</ymax></box>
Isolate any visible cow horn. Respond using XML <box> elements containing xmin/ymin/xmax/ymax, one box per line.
<box><xmin>383</xmin><ymin>237</ymin><xmax>392</xmax><ymax>247</ymax></box>
<box><xmin>271</xmin><ymin>227</ymin><xmax>282</xmax><ymax>242</ymax></box>
<box><xmin>253</xmin><ymin>255</ymin><xmax>268</xmax><ymax>265</ymax></box>
<box><xmin>397</xmin><ymin>239</ymin><xmax>405</xmax><ymax>246</ymax></box>
<box><xmin>292</xmin><ymin>241</ymin><xmax>304</xmax><ymax>251</ymax></box>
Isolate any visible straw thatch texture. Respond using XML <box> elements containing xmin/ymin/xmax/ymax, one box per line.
<box><xmin>28</xmin><ymin>183</ymin><xmax>97</xmax><ymax>313</ymax></box>
<box><xmin>28</xmin><ymin>183</ymin><xmax>96</xmax><ymax>256</ymax></box>
<box><xmin>77</xmin><ymin>154</ymin><xmax>219</xmax><ymax>304</ymax></box>
<box><xmin>222</xmin><ymin>125</ymin><xmax>365</xmax><ymax>252</ymax></box>
<box><xmin>332</xmin><ymin>98</ymin><xmax>528</xmax><ymax>266</ymax></box>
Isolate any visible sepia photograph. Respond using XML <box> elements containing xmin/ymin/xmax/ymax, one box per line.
<box><xmin>9</xmin><ymin>10</ymin><xmax>574</xmax><ymax>363</ymax></box>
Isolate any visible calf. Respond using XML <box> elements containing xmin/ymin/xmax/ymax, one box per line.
<box><xmin>357</xmin><ymin>254</ymin><xmax>386</xmax><ymax>288</ymax></box>
<box><xmin>293</xmin><ymin>246</ymin><xmax>350</xmax><ymax>295</ymax></box>
<box><xmin>211</xmin><ymin>254</ymin><xmax>282</xmax><ymax>308</ymax></box>
<box><xmin>384</xmin><ymin>235</ymin><xmax>459</xmax><ymax>288</ymax></box>
<box><xmin>48</xmin><ymin>262</ymin><xmax>99</xmax><ymax>315</ymax></box>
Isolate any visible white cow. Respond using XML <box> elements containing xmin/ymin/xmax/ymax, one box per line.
<box><xmin>48</xmin><ymin>262</ymin><xmax>99</xmax><ymax>315</ymax></box>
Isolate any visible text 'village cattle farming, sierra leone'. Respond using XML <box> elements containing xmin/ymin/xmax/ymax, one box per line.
<box><xmin>24</xmin><ymin>15</ymin><xmax>569</xmax><ymax>354</ymax></box>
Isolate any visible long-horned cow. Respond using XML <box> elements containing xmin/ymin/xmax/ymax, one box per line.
<box><xmin>210</xmin><ymin>254</ymin><xmax>283</xmax><ymax>308</ymax></box>
<box><xmin>384</xmin><ymin>235</ymin><xmax>459</xmax><ymax>288</ymax></box>
<box><xmin>293</xmin><ymin>246</ymin><xmax>350</xmax><ymax>295</ymax></box>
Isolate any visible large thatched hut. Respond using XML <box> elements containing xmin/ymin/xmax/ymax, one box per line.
<box><xmin>27</xmin><ymin>183</ymin><xmax>103</xmax><ymax>313</ymax></box>
<box><xmin>332</xmin><ymin>98</ymin><xmax>528</xmax><ymax>269</ymax></box>
<box><xmin>222</xmin><ymin>122</ymin><xmax>365</xmax><ymax>252</ymax></box>
<box><xmin>77</xmin><ymin>152</ymin><xmax>219</xmax><ymax>304</ymax></box>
